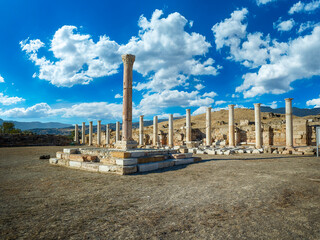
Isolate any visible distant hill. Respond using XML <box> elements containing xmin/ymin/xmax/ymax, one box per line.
<box><xmin>260</xmin><ymin>107</ymin><xmax>320</xmax><ymax>117</ymax></box>
<box><xmin>27</xmin><ymin>118</ymin><xmax>181</xmax><ymax>135</ymax></box>
<box><xmin>0</xmin><ymin>118</ymin><xmax>72</xmax><ymax>131</ymax></box>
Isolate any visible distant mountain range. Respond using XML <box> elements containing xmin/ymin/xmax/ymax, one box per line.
<box><xmin>1</xmin><ymin>106</ymin><xmax>319</xmax><ymax>135</ymax></box>
<box><xmin>0</xmin><ymin>118</ymin><xmax>72</xmax><ymax>131</ymax></box>
<box><xmin>260</xmin><ymin>106</ymin><xmax>320</xmax><ymax>117</ymax></box>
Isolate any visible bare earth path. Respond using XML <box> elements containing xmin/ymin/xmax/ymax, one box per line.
<box><xmin>1</xmin><ymin>146</ymin><xmax>320</xmax><ymax>239</ymax></box>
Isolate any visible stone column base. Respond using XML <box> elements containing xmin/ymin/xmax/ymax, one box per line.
<box><xmin>114</xmin><ymin>140</ymin><xmax>138</xmax><ymax>150</ymax></box>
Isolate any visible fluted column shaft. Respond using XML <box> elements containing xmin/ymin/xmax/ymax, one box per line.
<box><xmin>74</xmin><ymin>124</ymin><xmax>79</xmax><ymax>144</ymax></box>
<box><xmin>153</xmin><ymin>116</ymin><xmax>158</xmax><ymax>146</ymax></box>
<box><xmin>168</xmin><ymin>114</ymin><xmax>174</xmax><ymax>147</ymax></box>
<box><xmin>254</xmin><ymin>103</ymin><xmax>262</xmax><ymax>148</ymax></box>
<box><xmin>285</xmin><ymin>98</ymin><xmax>294</xmax><ymax>148</ymax></box>
<box><xmin>139</xmin><ymin>115</ymin><xmax>144</xmax><ymax>145</ymax></box>
<box><xmin>229</xmin><ymin>105</ymin><xmax>235</xmax><ymax>147</ymax></box>
<box><xmin>186</xmin><ymin>109</ymin><xmax>191</xmax><ymax>142</ymax></box>
<box><xmin>106</xmin><ymin>124</ymin><xmax>110</xmax><ymax>145</ymax></box>
<box><xmin>206</xmin><ymin>107</ymin><xmax>212</xmax><ymax>146</ymax></box>
<box><xmin>116</xmin><ymin>121</ymin><xmax>120</xmax><ymax>142</ymax></box>
<box><xmin>122</xmin><ymin>54</ymin><xmax>135</xmax><ymax>141</ymax></box>
<box><xmin>89</xmin><ymin>121</ymin><xmax>93</xmax><ymax>146</ymax></box>
<box><xmin>97</xmin><ymin>120</ymin><xmax>101</xmax><ymax>146</ymax></box>
<box><xmin>81</xmin><ymin>122</ymin><xmax>85</xmax><ymax>144</ymax></box>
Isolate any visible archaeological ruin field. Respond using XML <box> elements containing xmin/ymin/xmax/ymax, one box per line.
<box><xmin>1</xmin><ymin>146</ymin><xmax>320</xmax><ymax>239</ymax></box>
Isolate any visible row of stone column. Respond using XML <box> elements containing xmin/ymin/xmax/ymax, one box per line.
<box><xmin>74</xmin><ymin>98</ymin><xmax>293</xmax><ymax>148</ymax></box>
<box><xmin>74</xmin><ymin>120</ymin><xmax>121</xmax><ymax>146</ymax></box>
<box><xmin>228</xmin><ymin>98</ymin><xmax>293</xmax><ymax>148</ymax></box>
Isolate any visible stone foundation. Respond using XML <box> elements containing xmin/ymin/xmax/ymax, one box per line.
<box><xmin>50</xmin><ymin>147</ymin><xmax>202</xmax><ymax>175</ymax></box>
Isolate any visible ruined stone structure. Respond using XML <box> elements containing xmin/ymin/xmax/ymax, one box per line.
<box><xmin>228</xmin><ymin>104</ymin><xmax>235</xmax><ymax>147</ymax></box>
<box><xmin>74</xmin><ymin>124</ymin><xmax>79</xmax><ymax>144</ymax></box>
<box><xmin>82</xmin><ymin>122</ymin><xmax>85</xmax><ymax>144</ymax></box>
<box><xmin>254</xmin><ymin>103</ymin><xmax>262</xmax><ymax>148</ymax></box>
<box><xmin>153</xmin><ymin>116</ymin><xmax>158</xmax><ymax>146</ymax></box>
<box><xmin>115</xmin><ymin>54</ymin><xmax>137</xmax><ymax>149</ymax></box>
<box><xmin>206</xmin><ymin>107</ymin><xmax>212</xmax><ymax>146</ymax></box>
<box><xmin>139</xmin><ymin>115</ymin><xmax>144</xmax><ymax>145</ymax></box>
<box><xmin>89</xmin><ymin>121</ymin><xmax>93</xmax><ymax>146</ymax></box>
<box><xmin>97</xmin><ymin>120</ymin><xmax>101</xmax><ymax>146</ymax></box>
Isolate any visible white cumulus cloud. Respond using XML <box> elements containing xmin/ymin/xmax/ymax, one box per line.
<box><xmin>0</xmin><ymin>74</ymin><xmax>4</xmax><ymax>83</ymax></box>
<box><xmin>195</xmin><ymin>83</ymin><xmax>205</xmax><ymax>90</ymax></box>
<box><xmin>274</xmin><ymin>19</ymin><xmax>295</xmax><ymax>32</ymax></box>
<box><xmin>114</xmin><ymin>94</ymin><xmax>122</xmax><ymax>99</ymax></box>
<box><xmin>0</xmin><ymin>93</ymin><xmax>25</xmax><ymax>105</ymax></box>
<box><xmin>256</xmin><ymin>0</ymin><xmax>276</xmax><ymax>6</ymax></box>
<box><xmin>236</xmin><ymin>26</ymin><xmax>320</xmax><ymax>98</ymax></box>
<box><xmin>215</xmin><ymin>100</ymin><xmax>227</xmax><ymax>105</ymax></box>
<box><xmin>289</xmin><ymin>0</ymin><xmax>320</xmax><ymax>14</ymax></box>
<box><xmin>20</xmin><ymin>26</ymin><xmax>122</xmax><ymax>87</ymax></box>
<box><xmin>306</xmin><ymin>96</ymin><xmax>320</xmax><ymax>108</ymax></box>
<box><xmin>121</xmin><ymin>9</ymin><xmax>220</xmax><ymax>92</ymax></box>
<box><xmin>212</xmin><ymin>9</ymin><xmax>270</xmax><ymax>68</ymax></box>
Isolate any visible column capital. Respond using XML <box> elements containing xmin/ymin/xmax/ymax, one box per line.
<box><xmin>186</xmin><ymin>109</ymin><xmax>191</xmax><ymax>113</ymax></box>
<box><xmin>228</xmin><ymin>104</ymin><xmax>235</xmax><ymax>108</ymax></box>
<box><xmin>140</xmin><ymin>115</ymin><xmax>144</xmax><ymax>118</ymax></box>
<box><xmin>254</xmin><ymin>103</ymin><xmax>261</xmax><ymax>107</ymax></box>
<box><xmin>82</xmin><ymin>122</ymin><xmax>85</xmax><ymax>124</ymax></box>
<box><xmin>122</xmin><ymin>54</ymin><xmax>135</xmax><ymax>65</ymax></box>
<box><xmin>89</xmin><ymin>121</ymin><xmax>93</xmax><ymax>124</ymax></box>
<box><xmin>207</xmin><ymin>107</ymin><xmax>212</xmax><ymax>110</ymax></box>
<box><xmin>285</xmin><ymin>98</ymin><xmax>293</xmax><ymax>102</ymax></box>
<box><xmin>98</xmin><ymin>120</ymin><xmax>101</xmax><ymax>123</ymax></box>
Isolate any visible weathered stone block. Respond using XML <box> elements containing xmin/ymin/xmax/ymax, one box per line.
<box><xmin>292</xmin><ymin>151</ymin><xmax>304</xmax><ymax>155</ymax></box>
<box><xmin>138</xmin><ymin>162</ymin><xmax>159</xmax><ymax>172</ymax></box>
<box><xmin>130</xmin><ymin>152</ymin><xmax>146</xmax><ymax>158</ymax></box>
<box><xmin>252</xmin><ymin>149</ymin><xmax>261</xmax><ymax>154</ymax></box>
<box><xmin>63</xmin><ymin>148</ymin><xmax>78</xmax><ymax>154</ymax></box>
<box><xmin>57</xmin><ymin>159</ymin><xmax>68</xmax><ymax>166</ymax></box>
<box><xmin>207</xmin><ymin>150</ymin><xmax>216</xmax><ymax>155</ymax></box>
<box><xmin>69</xmin><ymin>161</ymin><xmax>82</xmax><ymax>168</ymax></box>
<box><xmin>69</xmin><ymin>154</ymin><xmax>84</xmax><ymax>162</ymax></box>
<box><xmin>137</xmin><ymin>155</ymin><xmax>165</xmax><ymax>164</ymax></box>
<box><xmin>121</xmin><ymin>166</ymin><xmax>137</xmax><ymax>175</ymax></box>
<box><xmin>81</xmin><ymin>162</ymin><xmax>99</xmax><ymax>172</ymax></box>
<box><xmin>116</xmin><ymin>158</ymin><xmax>138</xmax><ymax>166</ymax></box>
<box><xmin>99</xmin><ymin>165</ymin><xmax>119</xmax><ymax>173</ymax></box>
<box><xmin>158</xmin><ymin>160</ymin><xmax>175</xmax><ymax>169</ymax></box>
<box><xmin>49</xmin><ymin>158</ymin><xmax>58</xmax><ymax>164</ymax></box>
<box><xmin>56</xmin><ymin>152</ymin><xmax>63</xmax><ymax>159</ymax></box>
<box><xmin>111</xmin><ymin>151</ymin><xmax>131</xmax><ymax>158</ymax></box>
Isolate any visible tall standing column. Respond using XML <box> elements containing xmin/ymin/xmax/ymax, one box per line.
<box><xmin>139</xmin><ymin>115</ymin><xmax>144</xmax><ymax>145</ymax></box>
<box><xmin>186</xmin><ymin>109</ymin><xmax>191</xmax><ymax>142</ymax></box>
<box><xmin>122</xmin><ymin>54</ymin><xmax>135</xmax><ymax>142</ymax></box>
<box><xmin>285</xmin><ymin>98</ymin><xmax>294</xmax><ymax>148</ymax></box>
<box><xmin>206</xmin><ymin>107</ymin><xmax>212</xmax><ymax>146</ymax></box>
<box><xmin>254</xmin><ymin>103</ymin><xmax>262</xmax><ymax>148</ymax></box>
<box><xmin>97</xmin><ymin>120</ymin><xmax>101</xmax><ymax>146</ymax></box>
<box><xmin>153</xmin><ymin>116</ymin><xmax>158</xmax><ymax>146</ymax></box>
<box><xmin>89</xmin><ymin>121</ymin><xmax>93</xmax><ymax>146</ymax></box>
<box><xmin>74</xmin><ymin>124</ymin><xmax>79</xmax><ymax>144</ymax></box>
<box><xmin>116</xmin><ymin>121</ymin><xmax>120</xmax><ymax>142</ymax></box>
<box><xmin>81</xmin><ymin>122</ymin><xmax>85</xmax><ymax>144</ymax></box>
<box><xmin>106</xmin><ymin>124</ymin><xmax>110</xmax><ymax>145</ymax></box>
<box><xmin>168</xmin><ymin>114</ymin><xmax>174</xmax><ymax>147</ymax></box>
<box><xmin>228</xmin><ymin>104</ymin><xmax>235</xmax><ymax>147</ymax></box>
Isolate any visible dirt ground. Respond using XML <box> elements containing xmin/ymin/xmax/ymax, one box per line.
<box><xmin>1</xmin><ymin>146</ymin><xmax>320</xmax><ymax>240</ymax></box>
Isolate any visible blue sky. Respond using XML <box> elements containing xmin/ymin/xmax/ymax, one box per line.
<box><xmin>0</xmin><ymin>0</ymin><xmax>319</xmax><ymax>124</ymax></box>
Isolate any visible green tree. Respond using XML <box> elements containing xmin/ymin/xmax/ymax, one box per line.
<box><xmin>0</xmin><ymin>122</ymin><xmax>22</xmax><ymax>134</ymax></box>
